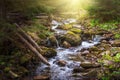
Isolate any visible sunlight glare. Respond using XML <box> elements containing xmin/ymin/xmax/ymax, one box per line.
<box><xmin>71</xmin><ymin>0</ymin><xmax>79</xmax><ymax>5</ymax></box>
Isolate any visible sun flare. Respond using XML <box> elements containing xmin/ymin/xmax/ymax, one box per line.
<box><xmin>71</xmin><ymin>0</ymin><xmax>80</xmax><ymax>4</ymax></box>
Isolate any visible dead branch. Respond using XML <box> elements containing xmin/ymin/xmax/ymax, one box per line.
<box><xmin>16</xmin><ymin>32</ymin><xmax>50</xmax><ymax>66</ymax></box>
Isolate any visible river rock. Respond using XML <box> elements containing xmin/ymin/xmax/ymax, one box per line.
<box><xmin>34</xmin><ymin>75</ymin><xmax>49</xmax><ymax>80</ymax></box>
<box><xmin>102</xmin><ymin>33</ymin><xmax>113</xmax><ymax>40</ymax></box>
<box><xmin>57</xmin><ymin>24</ymin><xmax>72</xmax><ymax>30</ymax></box>
<box><xmin>69</xmin><ymin>28</ymin><xmax>82</xmax><ymax>34</ymax></box>
<box><xmin>63</xmin><ymin>31</ymin><xmax>81</xmax><ymax>46</ymax></box>
<box><xmin>62</xmin><ymin>41</ymin><xmax>71</xmax><ymax>48</ymax></box>
<box><xmin>110</xmin><ymin>40</ymin><xmax>120</xmax><ymax>47</ymax></box>
<box><xmin>83</xmin><ymin>29</ymin><xmax>96</xmax><ymax>35</ymax></box>
<box><xmin>89</xmin><ymin>46</ymin><xmax>99</xmax><ymax>52</ymax></box>
<box><xmin>81</xmin><ymin>69</ymin><xmax>97</xmax><ymax>77</ymax></box>
<box><xmin>41</xmin><ymin>47</ymin><xmax>57</xmax><ymax>58</ymax></box>
<box><xmin>56</xmin><ymin>60</ymin><xmax>67</xmax><ymax>67</ymax></box>
<box><xmin>80</xmin><ymin>61</ymin><xmax>101</xmax><ymax>69</ymax></box>
<box><xmin>81</xmin><ymin>50</ymin><xmax>90</xmax><ymax>56</ymax></box>
<box><xmin>73</xmin><ymin>67</ymin><xmax>85</xmax><ymax>73</ymax></box>
<box><xmin>103</xmin><ymin>60</ymin><xmax>114</xmax><ymax>67</ymax></box>
<box><xmin>82</xmin><ymin>29</ymin><xmax>96</xmax><ymax>40</ymax></box>
<box><xmin>48</xmin><ymin>35</ymin><xmax>58</xmax><ymax>47</ymax></box>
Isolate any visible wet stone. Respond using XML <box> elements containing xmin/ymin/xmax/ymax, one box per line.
<box><xmin>81</xmin><ymin>50</ymin><xmax>90</xmax><ymax>56</ymax></box>
<box><xmin>33</xmin><ymin>75</ymin><xmax>49</xmax><ymax>80</ymax></box>
<box><xmin>73</xmin><ymin>67</ymin><xmax>85</xmax><ymax>73</ymax></box>
<box><xmin>80</xmin><ymin>61</ymin><xmax>101</xmax><ymax>69</ymax></box>
<box><xmin>56</xmin><ymin>60</ymin><xmax>67</xmax><ymax>67</ymax></box>
<box><xmin>62</xmin><ymin>41</ymin><xmax>71</xmax><ymax>48</ymax></box>
<box><xmin>109</xmin><ymin>40</ymin><xmax>120</xmax><ymax>47</ymax></box>
<box><xmin>81</xmin><ymin>69</ymin><xmax>97</xmax><ymax>77</ymax></box>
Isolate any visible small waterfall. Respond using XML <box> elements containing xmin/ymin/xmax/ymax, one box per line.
<box><xmin>93</xmin><ymin>35</ymin><xmax>102</xmax><ymax>42</ymax></box>
<box><xmin>55</xmin><ymin>39</ymin><xmax>59</xmax><ymax>48</ymax></box>
<box><xmin>36</xmin><ymin>18</ymin><xmax>102</xmax><ymax>80</ymax></box>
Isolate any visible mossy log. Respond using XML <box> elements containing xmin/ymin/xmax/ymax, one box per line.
<box><xmin>14</xmin><ymin>23</ymin><xmax>43</xmax><ymax>52</ymax></box>
<box><xmin>16</xmin><ymin>33</ymin><xmax>50</xmax><ymax>65</ymax></box>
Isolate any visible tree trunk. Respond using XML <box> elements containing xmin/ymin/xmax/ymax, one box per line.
<box><xmin>16</xmin><ymin>32</ymin><xmax>50</xmax><ymax>66</ymax></box>
<box><xmin>0</xmin><ymin>0</ymin><xmax>7</xmax><ymax>21</ymax></box>
<box><xmin>14</xmin><ymin>23</ymin><xmax>43</xmax><ymax>52</ymax></box>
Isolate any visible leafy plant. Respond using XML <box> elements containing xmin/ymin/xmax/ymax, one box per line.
<box><xmin>114</xmin><ymin>33</ymin><xmax>120</xmax><ymax>39</ymax></box>
<box><xmin>90</xmin><ymin>19</ymin><xmax>99</xmax><ymax>27</ymax></box>
<box><xmin>113</xmin><ymin>53</ymin><xmax>120</xmax><ymax>62</ymax></box>
<box><xmin>99</xmin><ymin>23</ymin><xmax>118</xmax><ymax>30</ymax></box>
<box><xmin>101</xmin><ymin>76</ymin><xmax>110</xmax><ymax>80</ymax></box>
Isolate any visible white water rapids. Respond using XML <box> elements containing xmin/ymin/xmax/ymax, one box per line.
<box><xmin>35</xmin><ymin>18</ymin><xmax>102</xmax><ymax>80</ymax></box>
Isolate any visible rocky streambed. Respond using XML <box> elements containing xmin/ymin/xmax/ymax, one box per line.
<box><xmin>34</xmin><ymin>18</ymin><xmax>120</xmax><ymax>80</ymax></box>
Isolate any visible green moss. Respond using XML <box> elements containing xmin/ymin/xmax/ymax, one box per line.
<box><xmin>64</xmin><ymin>31</ymin><xmax>81</xmax><ymax>46</ymax></box>
<box><xmin>113</xmin><ymin>53</ymin><xmax>120</xmax><ymax>62</ymax></box>
<box><xmin>114</xmin><ymin>33</ymin><xmax>120</xmax><ymax>39</ymax></box>
<box><xmin>23</xmin><ymin>22</ymin><xmax>53</xmax><ymax>39</ymax></box>
<box><xmin>69</xmin><ymin>28</ymin><xmax>82</xmax><ymax>34</ymax></box>
<box><xmin>58</xmin><ymin>24</ymin><xmax>72</xmax><ymax>30</ymax></box>
<box><xmin>41</xmin><ymin>47</ymin><xmax>57</xmax><ymax>58</ymax></box>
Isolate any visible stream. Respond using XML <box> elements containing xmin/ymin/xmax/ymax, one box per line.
<box><xmin>35</xmin><ymin>18</ymin><xmax>102</xmax><ymax>80</ymax></box>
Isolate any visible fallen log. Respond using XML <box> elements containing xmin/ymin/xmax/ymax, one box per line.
<box><xmin>16</xmin><ymin>33</ymin><xmax>50</xmax><ymax>66</ymax></box>
<box><xmin>14</xmin><ymin>23</ymin><xmax>43</xmax><ymax>53</ymax></box>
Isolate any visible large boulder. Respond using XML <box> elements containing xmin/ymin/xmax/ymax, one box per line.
<box><xmin>48</xmin><ymin>35</ymin><xmax>58</xmax><ymax>47</ymax></box>
<box><xmin>63</xmin><ymin>31</ymin><xmax>81</xmax><ymax>46</ymax></box>
<box><xmin>41</xmin><ymin>47</ymin><xmax>57</xmax><ymax>58</ymax></box>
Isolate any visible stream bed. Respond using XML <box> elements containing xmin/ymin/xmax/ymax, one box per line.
<box><xmin>35</xmin><ymin>18</ymin><xmax>102</xmax><ymax>80</ymax></box>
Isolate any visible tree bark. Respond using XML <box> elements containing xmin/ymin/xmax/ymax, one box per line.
<box><xmin>16</xmin><ymin>32</ymin><xmax>50</xmax><ymax>66</ymax></box>
<box><xmin>14</xmin><ymin>23</ymin><xmax>43</xmax><ymax>53</ymax></box>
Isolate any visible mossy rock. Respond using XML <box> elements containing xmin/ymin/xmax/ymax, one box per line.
<box><xmin>89</xmin><ymin>46</ymin><xmax>99</xmax><ymax>51</ymax></box>
<box><xmin>111</xmin><ymin>40</ymin><xmax>120</xmax><ymax>47</ymax></box>
<box><xmin>63</xmin><ymin>31</ymin><xmax>81</xmax><ymax>46</ymax></box>
<box><xmin>41</xmin><ymin>47</ymin><xmax>57</xmax><ymax>58</ymax></box>
<box><xmin>57</xmin><ymin>24</ymin><xmax>72</xmax><ymax>30</ymax></box>
<box><xmin>69</xmin><ymin>28</ymin><xmax>82</xmax><ymax>34</ymax></box>
<box><xmin>48</xmin><ymin>35</ymin><xmax>58</xmax><ymax>47</ymax></box>
<box><xmin>62</xmin><ymin>41</ymin><xmax>71</xmax><ymax>48</ymax></box>
<box><xmin>83</xmin><ymin>29</ymin><xmax>96</xmax><ymax>35</ymax></box>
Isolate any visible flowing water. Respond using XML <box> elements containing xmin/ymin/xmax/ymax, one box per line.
<box><xmin>35</xmin><ymin>18</ymin><xmax>102</xmax><ymax>80</ymax></box>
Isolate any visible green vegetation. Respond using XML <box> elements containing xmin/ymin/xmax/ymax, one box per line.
<box><xmin>114</xmin><ymin>33</ymin><xmax>120</xmax><ymax>39</ymax></box>
<box><xmin>88</xmin><ymin>0</ymin><xmax>120</xmax><ymax>22</ymax></box>
<box><xmin>0</xmin><ymin>0</ymin><xmax>120</xmax><ymax>79</ymax></box>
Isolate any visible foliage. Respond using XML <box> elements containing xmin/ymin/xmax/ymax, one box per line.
<box><xmin>89</xmin><ymin>19</ymin><xmax>118</xmax><ymax>30</ymax></box>
<box><xmin>98</xmin><ymin>22</ymin><xmax>118</xmax><ymax>30</ymax></box>
<box><xmin>24</xmin><ymin>22</ymin><xmax>53</xmax><ymax>39</ymax></box>
<box><xmin>114</xmin><ymin>33</ymin><xmax>120</xmax><ymax>39</ymax></box>
<box><xmin>114</xmin><ymin>53</ymin><xmax>120</xmax><ymax>62</ymax></box>
<box><xmin>102</xmin><ymin>52</ymin><xmax>120</xmax><ymax>63</ymax></box>
<box><xmin>101</xmin><ymin>76</ymin><xmax>110</xmax><ymax>80</ymax></box>
<box><xmin>88</xmin><ymin>0</ymin><xmax>120</xmax><ymax>21</ymax></box>
<box><xmin>89</xmin><ymin>19</ymin><xmax>99</xmax><ymax>27</ymax></box>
